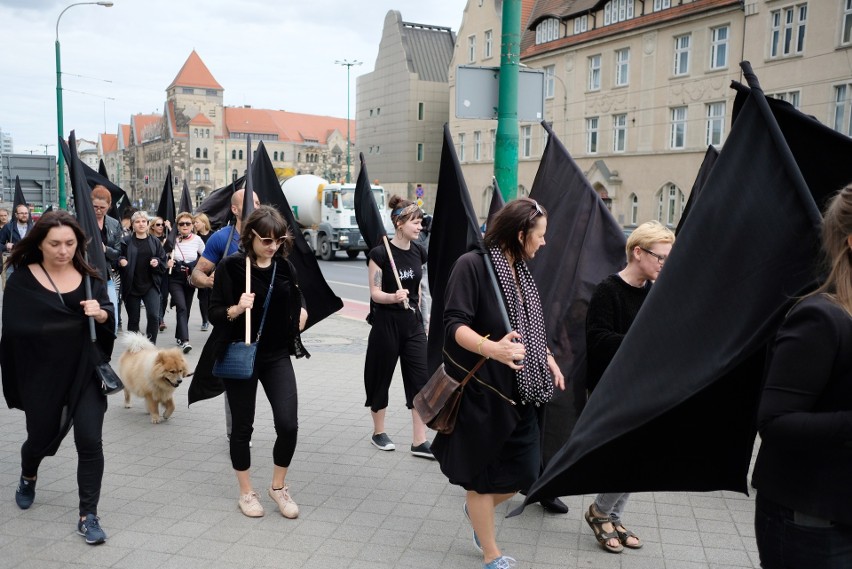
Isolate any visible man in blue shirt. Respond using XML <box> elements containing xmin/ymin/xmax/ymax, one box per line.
<box><xmin>190</xmin><ymin>188</ymin><xmax>259</xmax><ymax>442</ymax></box>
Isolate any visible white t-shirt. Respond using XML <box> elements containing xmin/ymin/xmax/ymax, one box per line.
<box><xmin>172</xmin><ymin>233</ymin><xmax>205</xmax><ymax>264</ymax></box>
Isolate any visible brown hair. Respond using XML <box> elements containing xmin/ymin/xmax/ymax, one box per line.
<box><xmin>91</xmin><ymin>185</ymin><xmax>111</xmax><ymax>205</ymax></box>
<box><xmin>239</xmin><ymin>205</ymin><xmax>293</xmax><ymax>261</ymax></box>
<box><xmin>388</xmin><ymin>194</ymin><xmax>423</xmax><ymax>229</ymax></box>
<box><xmin>808</xmin><ymin>186</ymin><xmax>852</xmax><ymax>315</ymax></box>
<box><xmin>176</xmin><ymin>211</ymin><xmax>193</xmax><ymax>225</ymax></box>
<box><xmin>484</xmin><ymin>197</ymin><xmax>547</xmax><ymax>262</ymax></box>
<box><xmin>6</xmin><ymin>211</ymin><xmax>101</xmax><ymax>279</ymax></box>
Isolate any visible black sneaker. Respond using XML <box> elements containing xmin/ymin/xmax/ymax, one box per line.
<box><xmin>410</xmin><ymin>441</ymin><xmax>436</xmax><ymax>460</ymax></box>
<box><xmin>77</xmin><ymin>514</ymin><xmax>107</xmax><ymax>545</ymax></box>
<box><xmin>15</xmin><ymin>477</ymin><xmax>35</xmax><ymax>510</ymax></box>
<box><xmin>371</xmin><ymin>432</ymin><xmax>395</xmax><ymax>451</ymax></box>
<box><xmin>200</xmin><ymin>322</ymin><xmax>210</xmax><ymax>332</ymax></box>
<box><xmin>182</xmin><ymin>342</ymin><xmax>192</xmax><ymax>354</ymax></box>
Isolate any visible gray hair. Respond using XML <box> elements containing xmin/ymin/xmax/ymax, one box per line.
<box><xmin>131</xmin><ymin>211</ymin><xmax>149</xmax><ymax>223</ymax></box>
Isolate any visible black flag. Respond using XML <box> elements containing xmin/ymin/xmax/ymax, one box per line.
<box><xmin>98</xmin><ymin>159</ymin><xmax>108</xmax><ymax>179</ymax></box>
<box><xmin>251</xmin><ymin>141</ymin><xmax>342</xmax><ymax>329</ymax></box>
<box><xmin>486</xmin><ymin>178</ymin><xmax>505</xmax><ymax>226</ymax></box>
<box><xmin>81</xmin><ymin>161</ymin><xmax>131</xmax><ymax>220</ymax></box>
<box><xmin>158</xmin><ymin>166</ymin><xmax>178</xmax><ymax>247</ymax></box>
<box><xmin>12</xmin><ymin>176</ymin><xmax>26</xmax><ymax>213</ymax></box>
<box><xmin>179</xmin><ymin>180</ymin><xmax>193</xmax><ymax>215</ymax></box>
<box><xmin>527</xmin><ymin>121</ymin><xmax>626</xmax><ymax>466</ymax></box>
<box><xmin>242</xmin><ymin>136</ymin><xmax>255</xmax><ymax>223</ymax></box>
<box><xmin>353</xmin><ymin>153</ymin><xmax>386</xmax><ymax>252</ymax></box>
<box><xmin>197</xmin><ymin>176</ymin><xmax>244</xmax><ymax>230</ymax></box>
<box><xmin>516</xmin><ymin>62</ymin><xmax>852</xmax><ymax>511</ymax></box>
<box><xmin>675</xmin><ymin>145</ymin><xmax>719</xmax><ymax>236</ymax></box>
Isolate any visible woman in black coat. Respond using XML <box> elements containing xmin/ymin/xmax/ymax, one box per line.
<box><xmin>431</xmin><ymin>198</ymin><xmax>564</xmax><ymax>569</ymax></box>
<box><xmin>118</xmin><ymin>212</ymin><xmax>168</xmax><ymax>343</ymax></box>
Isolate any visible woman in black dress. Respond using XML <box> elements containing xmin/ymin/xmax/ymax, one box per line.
<box><xmin>431</xmin><ymin>198</ymin><xmax>564</xmax><ymax>569</ymax></box>
<box><xmin>1</xmin><ymin>211</ymin><xmax>115</xmax><ymax>545</ymax></box>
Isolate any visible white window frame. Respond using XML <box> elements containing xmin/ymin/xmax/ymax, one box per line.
<box><xmin>670</xmin><ymin>106</ymin><xmax>687</xmax><ymax>149</ymax></box>
<box><xmin>574</xmin><ymin>15</ymin><xmax>588</xmax><ymax>34</ymax></box>
<box><xmin>586</xmin><ymin>117</ymin><xmax>599</xmax><ymax>154</ymax></box>
<box><xmin>768</xmin><ymin>90</ymin><xmax>801</xmax><ymax>108</ymax></box>
<box><xmin>673</xmin><ymin>34</ymin><xmax>691</xmax><ymax>76</ymax></box>
<box><xmin>544</xmin><ymin>65</ymin><xmax>556</xmax><ymax>99</ymax></box>
<box><xmin>589</xmin><ymin>54</ymin><xmax>601</xmax><ymax>91</ymax></box>
<box><xmin>613</xmin><ymin>114</ymin><xmax>627</xmax><ymax>152</ymax></box>
<box><xmin>654</xmin><ymin>0</ymin><xmax>671</xmax><ymax>10</ymax></box>
<box><xmin>468</xmin><ymin>35</ymin><xmax>476</xmax><ymax>63</ymax></box>
<box><xmin>710</xmin><ymin>25</ymin><xmax>729</xmax><ymax>69</ymax></box>
<box><xmin>535</xmin><ymin>18</ymin><xmax>560</xmax><ymax>44</ymax></box>
<box><xmin>770</xmin><ymin>4</ymin><xmax>807</xmax><ymax>58</ymax></box>
<box><xmin>705</xmin><ymin>101</ymin><xmax>726</xmax><ymax>146</ymax></box>
<box><xmin>484</xmin><ymin>30</ymin><xmax>493</xmax><ymax>59</ymax></box>
<box><xmin>843</xmin><ymin>0</ymin><xmax>852</xmax><ymax>45</ymax></box>
<box><xmin>604</xmin><ymin>0</ymin><xmax>634</xmax><ymax>26</ymax></box>
<box><xmin>521</xmin><ymin>126</ymin><xmax>532</xmax><ymax>158</ymax></box>
<box><xmin>629</xmin><ymin>193</ymin><xmax>639</xmax><ymax>225</ymax></box>
<box><xmin>474</xmin><ymin>131</ymin><xmax>482</xmax><ymax>161</ymax></box>
<box><xmin>615</xmin><ymin>48</ymin><xmax>630</xmax><ymax>87</ymax></box>
<box><xmin>458</xmin><ymin>133</ymin><xmax>466</xmax><ymax>161</ymax></box>
<box><xmin>834</xmin><ymin>84</ymin><xmax>852</xmax><ymax>136</ymax></box>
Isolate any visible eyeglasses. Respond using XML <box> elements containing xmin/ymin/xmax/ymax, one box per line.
<box><xmin>251</xmin><ymin>229</ymin><xmax>287</xmax><ymax>247</ymax></box>
<box><xmin>153</xmin><ymin>223</ymin><xmax>163</xmax><ymax>227</ymax></box>
<box><xmin>640</xmin><ymin>247</ymin><xmax>667</xmax><ymax>264</ymax></box>
<box><xmin>177</xmin><ymin>221</ymin><xmax>193</xmax><ymax>226</ymax></box>
<box><xmin>528</xmin><ymin>199</ymin><xmax>544</xmax><ymax>220</ymax></box>
<box><xmin>93</xmin><ymin>205</ymin><xmax>108</xmax><ymax>211</ymax></box>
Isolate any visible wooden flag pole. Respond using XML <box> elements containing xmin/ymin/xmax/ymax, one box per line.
<box><xmin>245</xmin><ymin>256</ymin><xmax>251</xmax><ymax>344</ymax></box>
<box><xmin>382</xmin><ymin>235</ymin><xmax>410</xmax><ymax>310</ymax></box>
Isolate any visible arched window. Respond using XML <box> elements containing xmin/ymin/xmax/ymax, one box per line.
<box><xmin>203</xmin><ymin>168</ymin><xmax>210</xmax><ymax>181</ymax></box>
<box><xmin>232</xmin><ymin>169</ymin><xmax>238</xmax><ymax>181</ymax></box>
<box><xmin>656</xmin><ymin>183</ymin><xmax>685</xmax><ymax>226</ymax></box>
<box><xmin>629</xmin><ymin>193</ymin><xmax>639</xmax><ymax>225</ymax></box>
<box><xmin>238</xmin><ymin>150</ymin><xmax>243</xmax><ymax>160</ymax></box>
<box><xmin>194</xmin><ymin>128</ymin><xmax>198</xmax><ymax>137</ymax></box>
<box><xmin>194</xmin><ymin>168</ymin><xmax>201</xmax><ymax>182</ymax></box>
<box><xmin>203</xmin><ymin>148</ymin><xmax>208</xmax><ymax>159</ymax></box>
<box><xmin>231</xmin><ymin>149</ymin><xmax>236</xmax><ymax>160</ymax></box>
<box><xmin>205</xmin><ymin>129</ymin><xmax>210</xmax><ymax>138</ymax></box>
<box><xmin>195</xmin><ymin>148</ymin><xmax>201</xmax><ymax>158</ymax></box>
<box><xmin>274</xmin><ymin>151</ymin><xmax>278</xmax><ymax>161</ymax></box>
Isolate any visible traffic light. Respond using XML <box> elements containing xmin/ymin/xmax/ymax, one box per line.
<box><xmin>144</xmin><ymin>175</ymin><xmax>149</xmax><ymax>185</ymax></box>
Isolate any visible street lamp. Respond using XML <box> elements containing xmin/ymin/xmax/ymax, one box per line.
<box><xmin>334</xmin><ymin>59</ymin><xmax>361</xmax><ymax>183</ymax></box>
<box><xmin>56</xmin><ymin>1</ymin><xmax>114</xmax><ymax>210</ymax></box>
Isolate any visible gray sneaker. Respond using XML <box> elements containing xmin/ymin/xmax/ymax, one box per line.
<box><xmin>410</xmin><ymin>441</ymin><xmax>436</xmax><ymax>460</ymax></box>
<box><xmin>371</xmin><ymin>432</ymin><xmax>395</xmax><ymax>451</ymax></box>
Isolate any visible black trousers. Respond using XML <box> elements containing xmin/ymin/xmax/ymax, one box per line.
<box><xmin>169</xmin><ymin>274</ymin><xmax>196</xmax><ymax>343</ymax></box>
<box><xmin>21</xmin><ymin>375</ymin><xmax>106</xmax><ymax>517</ymax></box>
<box><xmin>222</xmin><ymin>351</ymin><xmax>298</xmax><ymax>471</ymax></box>
<box><xmin>158</xmin><ymin>273</ymin><xmax>169</xmax><ymax>322</ymax></box>
<box><xmin>125</xmin><ymin>286</ymin><xmax>161</xmax><ymax>344</ymax></box>
<box><xmin>197</xmin><ymin>287</ymin><xmax>211</xmax><ymax>325</ymax></box>
<box><xmin>364</xmin><ymin>307</ymin><xmax>428</xmax><ymax>412</ymax></box>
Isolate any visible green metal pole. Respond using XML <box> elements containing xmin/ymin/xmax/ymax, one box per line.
<box><xmin>346</xmin><ymin>64</ymin><xmax>351</xmax><ymax>184</ymax></box>
<box><xmin>494</xmin><ymin>0</ymin><xmax>520</xmax><ymax>202</ymax></box>
<box><xmin>56</xmin><ymin>39</ymin><xmax>66</xmax><ymax>210</ymax></box>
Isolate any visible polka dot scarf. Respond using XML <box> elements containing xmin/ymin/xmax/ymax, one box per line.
<box><xmin>488</xmin><ymin>246</ymin><xmax>554</xmax><ymax>404</ymax></box>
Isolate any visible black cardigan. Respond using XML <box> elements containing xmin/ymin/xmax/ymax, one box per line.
<box><xmin>751</xmin><ymin>294</ymin><xmax>852</xmax><ymax>524</ymax></box>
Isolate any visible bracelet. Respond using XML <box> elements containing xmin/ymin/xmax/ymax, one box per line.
<box><xmin>546</xmin><ymin>350</ymin><xmax>554</xmax><ymax>357</ymax></box>
<box><xmin>226</xmin><ymin>306</ymin><xmax>238</xmax><ymax>321</ymax></box>
<box><xmin>476</xmin><ymin>334</ymin><xmax>490</xmax><ymax>359</ymax></box>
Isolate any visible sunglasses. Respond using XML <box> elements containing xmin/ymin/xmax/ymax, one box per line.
<box><xmin>528</xmin><ymin>199</ymin><xmax>544</xmax><ymax>220</ymax></box>
<box><xmin>177</xmin><ymin>221</ymin><xmax>193</xmax><ymax>226</ymax></box>
<box><xmin>251</xmin><ymin>229</ymin><xmax>287</xmax><ymax>247</ymax></box>
<box><xmin>153</xmin><ymin>223</ymin><xmax>163</xmax><ymax>227</ymax></box>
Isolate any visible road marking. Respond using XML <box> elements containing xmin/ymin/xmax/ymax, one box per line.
<box><xmin>326</xmin><ymin>280</ymin><xmax>369</xmax><ymax>290</ymax></box>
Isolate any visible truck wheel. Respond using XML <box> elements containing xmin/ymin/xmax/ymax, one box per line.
<box><xmin>347</xmin><ymin>250</ymin><xmax>360</xmax><ymax>260</ymax></box>
<box><xmin>319</xmin><ymin>235</ymin><xmax>334</xmax><ymax>261</ymax></box>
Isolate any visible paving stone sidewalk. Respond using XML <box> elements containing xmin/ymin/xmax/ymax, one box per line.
<box><xmin>0</xmin><ymin>296</ymin><xmax>761</xmax><ymax>569</ymax></box>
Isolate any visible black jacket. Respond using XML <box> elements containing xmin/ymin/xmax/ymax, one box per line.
<box><xmin>117</xmin><ymin>234</ymin><xmax>168</xmax><ymax>297</ymax></box>
<box><xmin>0</xmin><ymin>219</ymin><xmax>33</xmax><ymax>249</ymax></box>
<box><xmin>101</xmin><ymin>215</ymin><xmax>123</xmax><ymax>263</ymax></box>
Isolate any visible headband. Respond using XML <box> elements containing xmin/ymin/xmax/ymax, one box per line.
<box><xmin>392</xmin><ymin>204</ymin><xmax>419</xmax><ymax>217</ymax></box>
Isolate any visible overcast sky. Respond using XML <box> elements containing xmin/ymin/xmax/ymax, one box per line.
<box><xmin>0</xmin><ymin>0</ymin><xmax>466</xmax><ymax>153</ymax></box>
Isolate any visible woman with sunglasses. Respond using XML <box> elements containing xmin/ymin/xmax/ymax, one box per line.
<box><xmin>119</xmin><ymin>212</ymin><xmax>169</xmax><ymax>343</ymax></box>
<box><xmin>165</xmin><ymin>212</ymin><xmax>205</xmax><ymax>353</ymax></box>
<box><xmin>583</xmin><ymin>220</ymin><xmax>674</xmax><ymax>554</ymax></box>
<box><xmin>190</xmin><ymin>205</ymin><xmax>309</xmax><ymax>519</ymax></box>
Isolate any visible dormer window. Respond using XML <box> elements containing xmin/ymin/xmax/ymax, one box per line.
<box><xmin>604</xmin><ymin>0</ymin><xmax>634</xmax><ymax>26</ymax></box>
<box><xmin>574</xmin><ymin>15</ymin><xmax>588</xmax><ymax>34</ymax></box>
<box><xmin>535</xmin><ymin>18</ymin><xmax>561</xmax><ymax>44</ymax></box>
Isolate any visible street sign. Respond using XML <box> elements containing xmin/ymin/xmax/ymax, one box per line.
<box><xmin>416</xmin><ymin>198</ymin><xmax>423</xmax><ymax>207</ymax></box>
<box><xmin>455</xmin><ymin>65</ymin><xmax>545</xmax><ymax>121</ymax></box>
<box><xmin>415</xmin><ymin>186</ymin><xmax>424</xmax><ymax>198</ymax></box>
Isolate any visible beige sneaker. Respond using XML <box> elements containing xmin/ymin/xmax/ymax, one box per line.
<box><xmin>268</xmin><ymin>485</ymin><xmax>299</xmax><ymax>519</ymax></box>
<box><xmin>238</xmin><ymin>491</ymin><xmax>265</xmax><ymax>518</ymax></box>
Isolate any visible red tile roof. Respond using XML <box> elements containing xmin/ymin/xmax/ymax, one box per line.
<box><xmin>189</xmin><ymin>113</ymin><xmax>215</xmax><ymax>126</ymax></box>
<box><xmin>223</xmin><ymin>107</ymin><xmax>354</xmax><ymax>144</ymax></box>
<box><xmin>131</xmin><ymin>113</ymin><xmax>163</xmax><ymax>145</ymax></box>
<box><xmin>168</xmin><ymin>50</ymin><xmax>223</xmax><ymax>91</ymax></box>
<box><xmin>100</xmin><ymin>133</ymin><xmax>117</xmax><ymax>154</ymax></box>
<box><xmin>119</xmin><ymin>124</ymin><xmax>130</xmax><ymax>149</ymax></box>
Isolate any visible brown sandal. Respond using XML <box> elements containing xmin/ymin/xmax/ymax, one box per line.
<box><xmin>613</xmin><ymin>522</ymin><xmax>643</xmax><ymax>549</ymax></box>
<box><xmin>584</xmin><ymin>505</ymin><xmax>623</xmax><ymax>553</ymax></box>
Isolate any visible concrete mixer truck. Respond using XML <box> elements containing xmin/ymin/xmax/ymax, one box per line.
<box><xmin>280</xmin><ymin>174</ymin><xmax>391</xmax><ymax>260</ymax></box>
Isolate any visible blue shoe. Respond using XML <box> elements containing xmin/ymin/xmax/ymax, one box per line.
<box><xmin>484</xmin><ymin>556</ymin><xmax>516</xmax><ymax>569</ymax></box>
<box><xmin>463</xmin><ymin>502</ymin><xmax>482</xmax><ymax>552</ymax></box>
<box><xmin>15</xmin><ymin>477</ymin><xmax>35</xmax><ymax>510</ymax></box>
<box><xmin>77</xmin><ymin>514</ymin><xmax>107</xmax><ymax>545</ymax></box>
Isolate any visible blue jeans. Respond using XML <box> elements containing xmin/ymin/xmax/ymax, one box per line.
<box><xmin>125</xmin><ymin>286</ymin><xmax>161</xmax><ymax>344</ymax></box>
<box><xmin>755</xmin><ymin>493</ymin><xmax>852</xmax><ymax>569</ymax></box>
<box><xmin>595</xmin><ymin>493</ymin><xmax>630</xmax><ymax>522</ymax></box>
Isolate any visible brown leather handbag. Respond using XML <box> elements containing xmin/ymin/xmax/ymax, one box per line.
<box><xmin>414</xmin><ymin>357</ymin><xmax>487</xmax><ymax>435</ymax></box>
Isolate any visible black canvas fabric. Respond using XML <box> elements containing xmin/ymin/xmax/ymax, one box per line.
<box><xmin>517</xmin><ymin>62</ymin><xmax>852</xmax><ymax>510</ymax></box>
<box><xmin>426</xmin><ymin>124</ymin><xmax>494</xmax><ymax>374</ymax></box>
<box><xmin>80</xmin><ymin>161</ymin><xmax>131</xmax><ymax>220</ymax></box>
<box><xmin>487</xmin><ymin>180</ymin><xmax>505</xmax><ymax>225</ymax></box>
<box><xmin>197</xmin><ymin>176</ymin><xmax>245</xmax><ymax>230</ymax></box>
<box><xmin>13</xmin><ymin>176</ymin><xmax>26</xmax><ymax>211</ymax></box>
<box><xmin>527</xmin><ymin>121</ymin><xmax>626</xmax><ymax>465</ymax></box>
<box><xmin>676</xmin><ymin>146</ymin><xmax>719</xmax><ymax>236</ymax></box>
<box><xmin>354</xmin><ymin>152</ymin><xmax>386</xmax><ymax>253</ymax></box>
<box><xmin>179</xmin><ymin>180</ymin><xmax>193</xmax><ymax>215</ymax></box>
<box><xmin>98</xmin><ymin>159</ymin><xmax>108</xmax><ymax>178</ymax></box>
<box><xmin>250</xmin><ymin>141</ymin><xmax>342</xmax><ymax>330</ymax></box>
<box><xmin>242</xmin><ymin>137</ymin><xmax>255</xmax><ymax>222</ymax></box>
<box><xmin>158</xmin><ymin>166</ymin><xmax>178</xmax><ymax>247</ymax></box>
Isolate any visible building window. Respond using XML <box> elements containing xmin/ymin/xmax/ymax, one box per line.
<box><xmin>484</xmin><ymin>29</ymin><xmax>493</xmax><ymax>58</ymax></box>
<box><xmin>604</xmin><ymin>0</ymin><xmax>634</xmax><ymax>26</ymax></box>
<box><xmin>834</xmin><ymin>85</ymin><xmax>852</xmax><ymax>135</ymax></box>
<box><xmin>615</xmin><ymin>48</ymin><xmax>630</xmax><ymax>87</ymax></box>
<box><xmin>194</xmin><ymin>168</ymin><xmax>201</xmax><ymax>182</ymax></box>
<box><xmin>205</xmin><ymin>129</ymin><xmax>210</xmax><ymax>138</ymax></box>
<box><xmin>202</xmin><ymin>148</ymin><xmax>208</xmax><ymax>159</ymax></box>
<box><xmin>673</xmin><ymin>34</ymin><xmax>691</xmax><ymax>76</ymax></box>
<box><xmin>586</xmin><ymin>117</ymin><xmax>599</xmax><ymax>154</ymax></box>
<box><xmin>468</xmin><ymin>35</ymin><xmax>476</xmax><ymax>62</ymax></box>
<box><xmin>706</xmin><ymin>102</ymin><xmax>726</xmax><ymax>146</ymax></box>
<box><xmin>613</xmin><ymin>114</ymin><xmax>627</xmax><ymax>152</ymax></box>
<box><xmin>232</xmin><ymin>169</ymin><xmax>238</xmax><ymax>181</ymax></box>
<box><xmin>535</xmin><ymin>18</ymin><xmax>560</xmax><ymax>44</ymax></box>
<box><xmin>417</xmin><ymin>143</ymin><xmax>424</xmax><ymax>162</ymax></box>
<box><xmin>843</xmin><ymin>0</ymin><xmax>852</xmax><ymax>44</ymax></box>
<box><xmin>589</xmin><ymin>55</ymin><xmax>601</xmax><ymax>91</ymax></box>
<box><xmin>656</xmin><ymin>183</ymin><xmax>685</xmax><ymax>226</ymax></box>
<box><xmin>770</xmin><ymin>4</ymin><xmax>807</xmax><ymax>58</ymax></box>
<box><xmin>418</xmin><ymin>102</ymin><xmax>425</xmax><ymax>121</ymax></box>
<box><xmin>654</xmin><ymin>0</ymin><xmax>671</xmax><ymax>10</ymax></box>
<box><xmin>195</xmin><ymin>148</ymin><xmax>201</xmax><ymax>158</ymax></box>
<box><xmin>769</xmin><ymin>90</ymin><xmax>801</xmax><ymax>108</ymax></box>
<box><xmin>544</xmin><ymin>65</ymin><xmax>556</xmax><ymax>99</ymax></box>
<box><xmin>490</xmin><ymin>129</ymin><xmax>496</xmax><ymax>159</ymax></box>
<box><xmin>521</xmin><ymin>126</ymin><xmax>532</xmax><ymax>158</ymax></box>
<box><xmin>203</xmin><ymin>168</ymin><xmax>210</xmax><ymax>181</ymax></box>
<box><xmin>629</xmin><ymin>193</ymin><xmax>639</xmax><ymax>225</ymax></box>
<box><xmin>710</xmin><ymin>25</ymin><xmax>729</xmax><ymax>69</ymax></box>
<box><xmin>231</xmin><ymin>150</ymin><xmax>236</xmax><ymax>159</ymax></box>
<box><xmin>194</xmin><ymin>128</ymin><xmax>198</xmax><ymax>137</ymax></box>
<box><xmin>239</xmin><ymin>150</ymin><xmax>243</xmax><ymax>160</ymax></box>
<box><xmin>574</xmin><ymin>15</ymin><xmax>588</xmax><ymax>34</ymax></box>
<box><xmin>670</xmin><ymin>106</ymin><xmax>687</xmax><ymax>149</ymax></box>
<box><xmin>376</xmin><ymin>146</ymin><xmax>380</xmax><ymax>154</ymax></box>
<box><xmin>474</xmin><ymin>131</ymin><xmax>482</xmax><ymax>161</ymax></box>
<box><xmin>273</xmin><ymin>151</ymin><xmax>278</xmax><ymax>160</ymax></box>
<box><xmin>459</xmin><ymin>133</ymin><xmax>466</xmax><ymax>161</ymax></box>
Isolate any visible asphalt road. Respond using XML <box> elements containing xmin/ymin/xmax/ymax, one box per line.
<box><xmin>317</xmin><ymin>254</ymin><xmax>370</xmax><ymax>305</ymax></box>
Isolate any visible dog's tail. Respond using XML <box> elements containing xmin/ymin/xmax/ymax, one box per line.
<box><xmin>119</xmin><ymin>332</ymin><xmax>156</xmax><ymax>353</ymax></box>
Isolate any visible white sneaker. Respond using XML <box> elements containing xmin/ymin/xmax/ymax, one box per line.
<box><xmin>238</xmin><ymin>491</ymin><xmax>264</xmax><ymax>518</ymax></box>
<box><xmin>268</xmin><ymin>485</ymin><xmax>299</xmax><ymax>519</ymax></box>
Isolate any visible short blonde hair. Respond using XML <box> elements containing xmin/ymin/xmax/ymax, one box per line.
<box><xmin>193</xmin><ymin>212</ymin><xmax>211</xmax><ymax>233</ymax></box>
<box><xmin>626</xmin><ymin>220</ymin><xmax>675</xmax><ymax>259</ymax></box>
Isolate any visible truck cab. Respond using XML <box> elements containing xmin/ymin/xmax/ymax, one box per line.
<box><xmin>318</xmin><ymin>183</ymin><xmax>390</xmax><ymax>260</ymax></box>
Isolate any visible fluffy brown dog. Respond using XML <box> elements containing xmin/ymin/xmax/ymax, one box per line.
<box><xmin>118</xmin><ymin>333</ymin><xmax>188</xmax><ymax>423</ymax></box>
